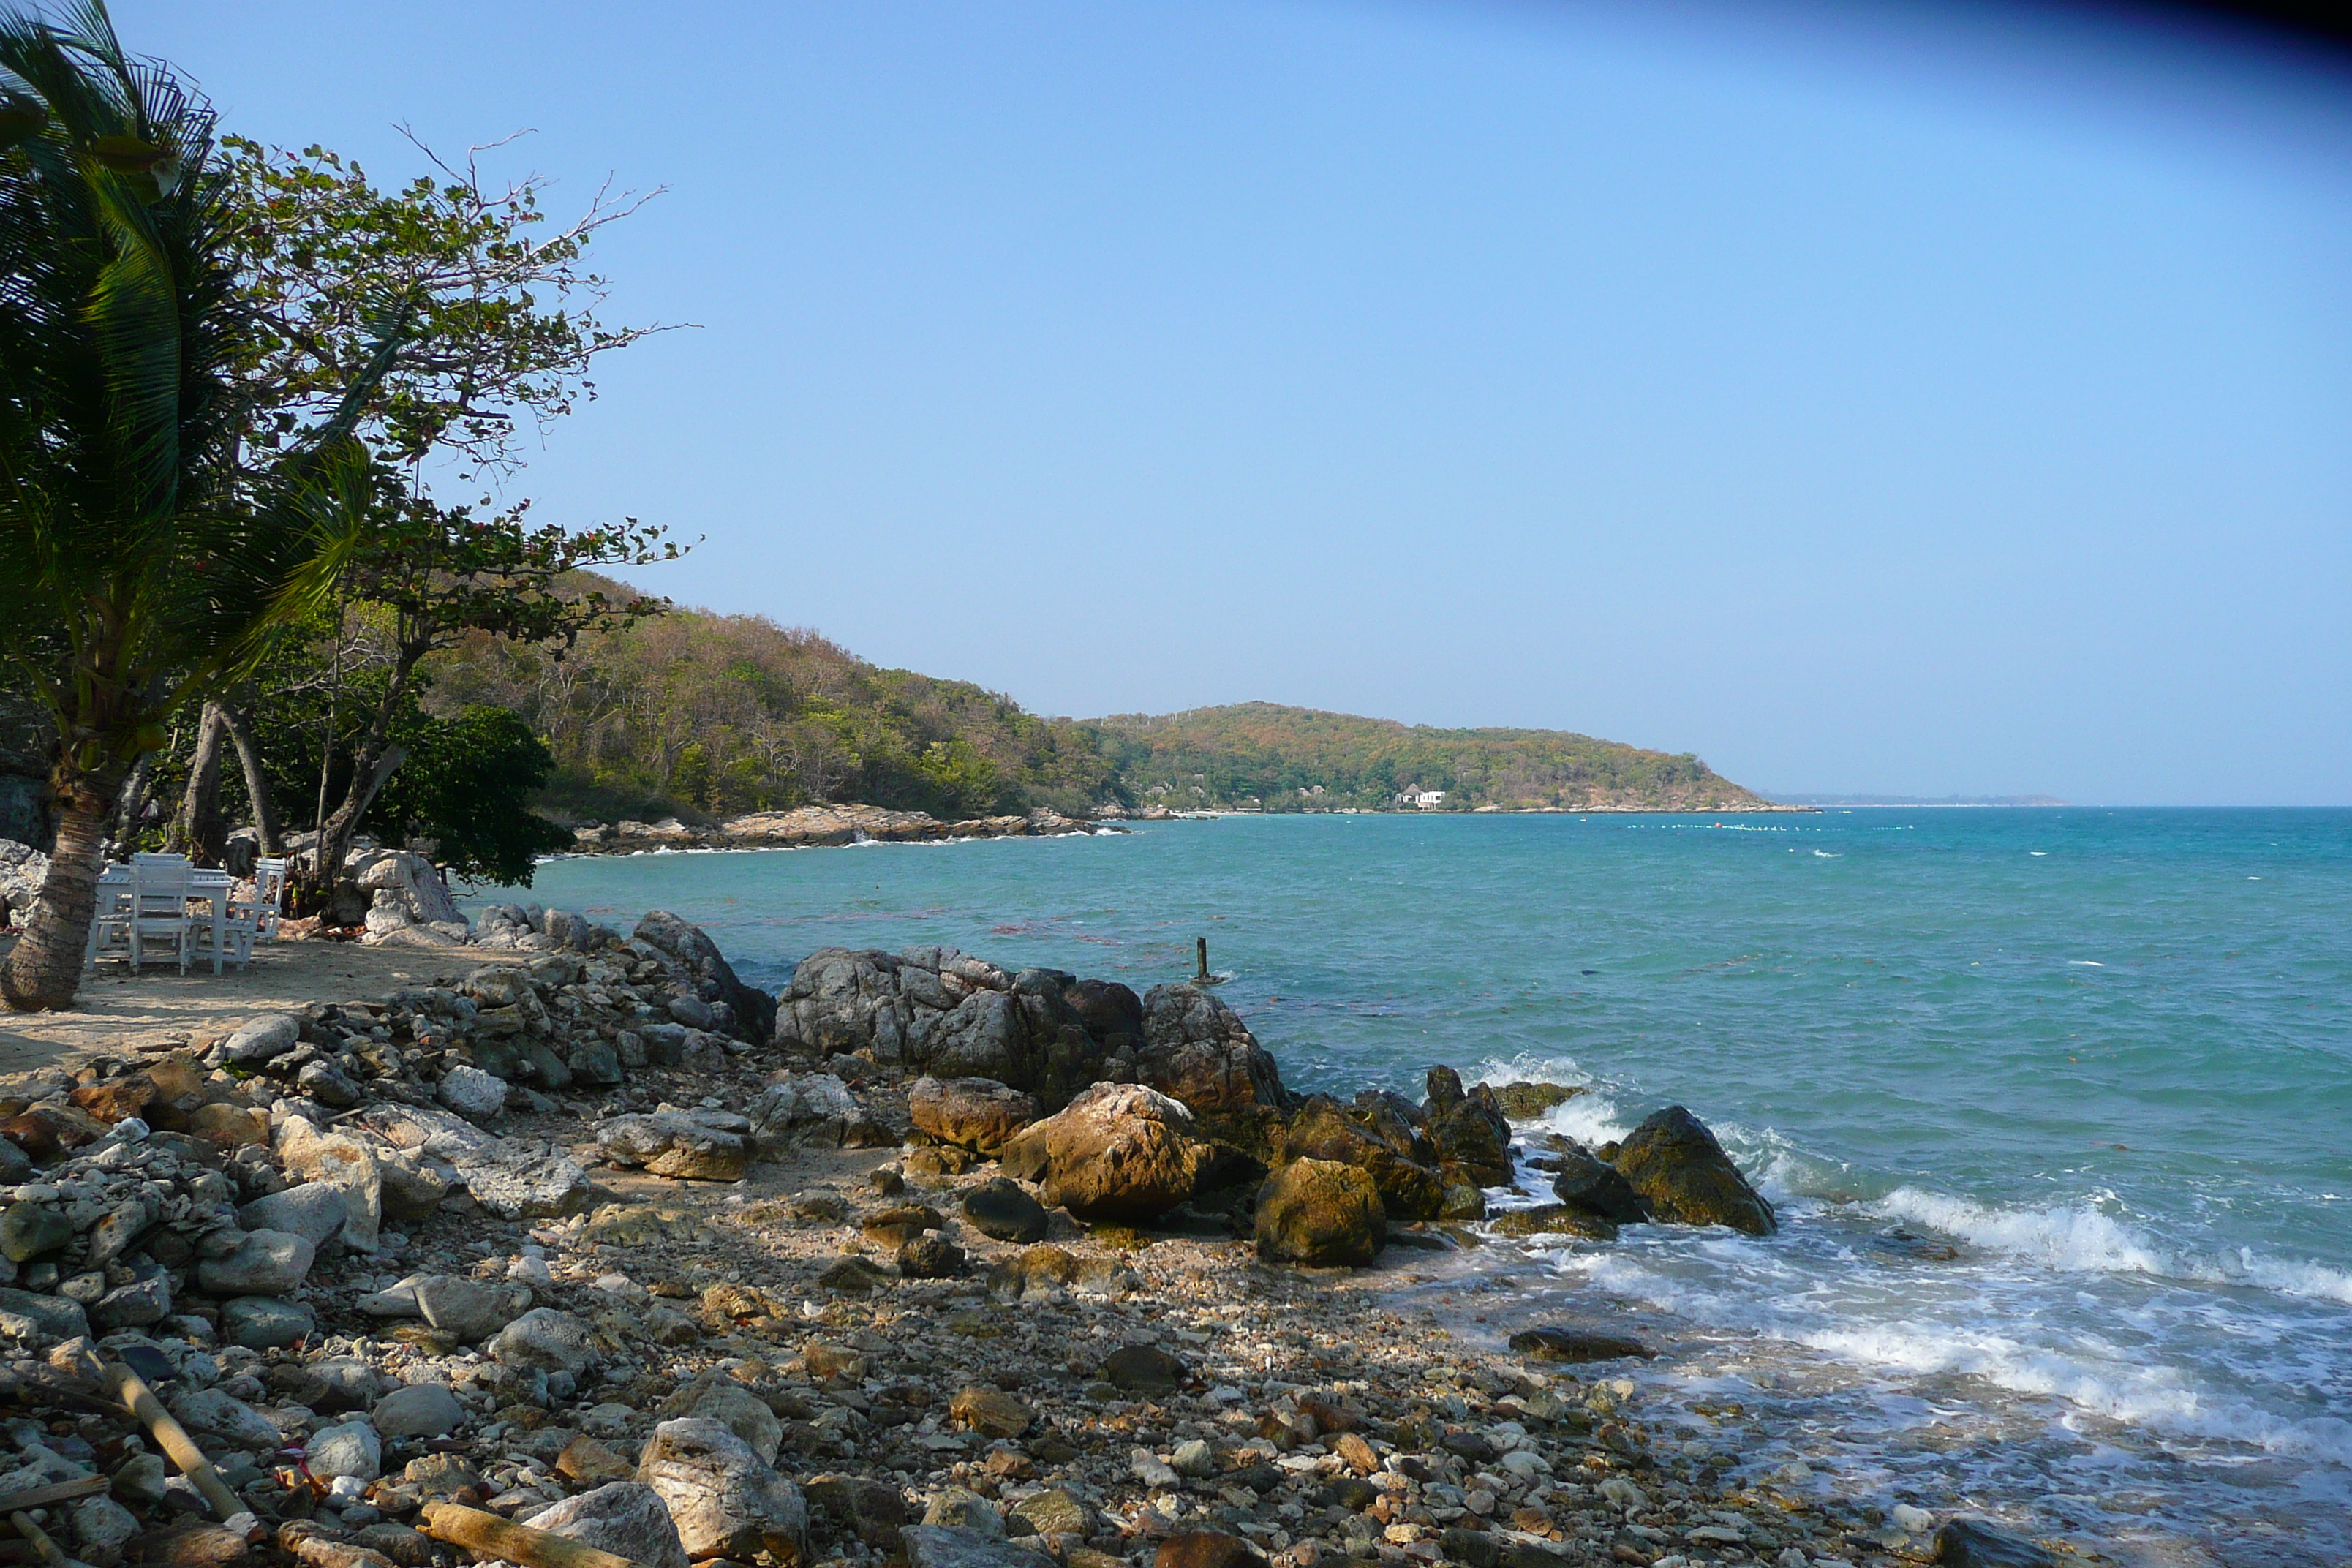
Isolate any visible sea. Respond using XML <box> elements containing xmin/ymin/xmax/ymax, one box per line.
<box><xmin>471</xmin><ymin>808</ymin><xmax>2352</xmax><ymax>1568</ymax></box>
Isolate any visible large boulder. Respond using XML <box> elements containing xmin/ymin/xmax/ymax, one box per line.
<box><xmin>1137</xmin><ymin>984</ymin><xmax>1287</xmax><ymax>1114</ymax></box>
<box><xmin>635</xmin><ymin>911</ymin><xmax>775</xmax><ymax>1044</ymax></box>
<box><xmin>636</xmin><ymin>1417</ymin><xmax>808</xmax><ymax>1563</ymax></box>
<box><xmin>1548</xmin><ymin>1145</ymin><xmax>1651</xmax><ymax>1224</ymax></box>
<box><xmin>530</xmin><ymin>1482</ymin><xmax>690</xmax><ymax>1568</ymax></box>
<box><xmin>1423</xmin><ymin>1066</ymin><xmax>1515</xmax><ymax>1187</ymax></box>
<box><xmin>1612</xmin><ymin>1106</ymin><xmax>1775</xmax><ymax>1235</ymax></box>
<box><xmin>908</xmin><ymin>1077</ymin><xmax>1038</xmax><ymax>1155</ymax></box>
<box><xmin>1063</xmin><ymin>978</ymin><xmax>1142</xmax><ymax>1042</ymax></box>
<box><xmin>597</xmin><ymin>1111</ymin><xmax>752</xmax><ymax>1180</ymax></box>
<box><xmin>1277</xmin><ymin>1096</ymin><xmax>1445</xmax><ymax>1223</ymax></box>
<box><xmin>1254</xmin><ymin>1158</ymin><xmax>1385</xmax><ymax>1267</ymax></box>
<box><xmin>997</xmin><ymin>1083</ymin><xmax>1209</xmax><ymax>1222</ymax></box>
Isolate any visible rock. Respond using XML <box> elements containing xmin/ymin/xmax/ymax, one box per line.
<box><xmin>0</xmin><ymin>1285</ymin><xmax>88</xmax><ymax>1344</ymax></box>
<box><xmin>1169</xmin><ymin>1439</ymin><xmax>1215</xmax><ymax>1479</ymax></box>
<box><xmin>72</xmin><ymin>1493</ymin><xmax>140</xmax><ymax>1560</ymax></box>
<box><xmin>922</xmin><ymin>1488</ymin><xmax>1003</xmax><ymax>1536</ymax></box>
<box><xmin>435</xmin><ymin>1066</ymin><xmax>508</xmax><ymax>1120</ymax></box>
<box><xmin>1333</xmin><ymin>1432</ymin><xmax>1379</xmax><ymax>1474</ymax></box>
<box><xmin>111</xmin><ymin>1452</ymin><xmax>169</xmax><ymax>1506</ymax></box>
<box><xmin>898</xmin><ymin>1232</ymin><xmax>966</xmax><ymax>1278</ymax></box>
<box><xmin>1932</xmin><ymin>1520</ymin><xmax>2057</xmax><ymax>1568</ymax></box>
<box><xmin>1507</xmin><ymin>1327</ymin><xmax>1654</xmax><ymax>1362</ymax></box>
<box><xmin>490</xmin><ymin>1308</ymin><xmax>600</xmax><ymax>1374</ymax></box>
<box><xmin>195</xmin><ymin>1229</ymin><xmax>314</xmax><ymax>1294</ymax></box>
<box><xmin>636</xmin><ymin>1417</ymin><xmax>809</xmax><ymax>1563</ymax></box>
<box><xmin>132</xmin><ymin>1523</ymin><xmax>250</xmax><ymax>1568</ymax></box>
<box><xmin>817</xmin><ymin>1256</ymin><xmax>891</xmax><ymax>1296</ymax></box>
<box><xmin>995</xmin><ymin>1083</ymin><xmax>1209</xmax><ymax>1222</ymax></box>
<box><xmin>529</xmin><ymin>1482</ymin><xmax>690</xmax><ymax>1568</ymax></box>
<box><xmin>412</xmin><ymin>1274</ymin><xmax>529</xmax><ymax>1343</ymax></box>
<box><xmin>1490</xmin><ymin>1082</ymin><xmax>1584</xmax><ymax>1119</ymax></box>
<box><xmin>1423</xmin><ymin>1068</ymin><xmax>1515</xmax><ymax>1188</ymax></box>
<box><xmin>1254</xmin><ymin>1158</ymin><xmax>1386</xmax><ymax>1267</ymax></box>
<box><xmin>1007</xmin><ymin>1488</ymin><xmax>1088</xmax><ymax>1537</ymax></box>
<box><xmin>222</xmin><ymin>1014</ymin><xmax>301</xmax><ymax>1065</ymax></box>
<box><xmin>0</xmin><ymin>1139</ymin><xmax>29</xmax><ymax>1184</ymax></box>
<box><xmin>186</xmin><ymin>1102</ymin><xmax>271</xmax><ymax>1147</ymax></box>
<box><xmin>1612</xmin><ymin>1106</ymin><xmax>1775</xmax><ymax>1235</ymax></box>
<box><xmin>658</xmin><ymin>1376</ymin><xmax>784</xmax><ymax>1464</ymax></box>
<box><xmin>597</xmin><ymin>1112</ymin><xmax>752</xmax><ymax>1181</ymax></box>
<box><xmin>1136</xmin><ymin>985</ymin><xmax>1288</xmax><ymax>1113</ymax></box>
<box><xmin>960</xmin><ymin>1178</ymin><xmax>1049</xmax><ymax>1243</ymax></box>
<box><xmin>166</xmin><ymin>1388</ymin><xmax>281</xmax><ymax>1451</ymax></box>
<box><xmin>283</xmin><ymin>1357</ymin><xmax>386</xmax><ymax>1413</ymax></box>
<box><xmin>459</xmin><ymin>1148</ymin><xmax>592</xmax><ymax>1220</ymax></box>
<box><xmin>570</xmin><ymin>1039</ymin><xmax>624</xmax><ymax>1087</ymax></box>
<box><xmin>1154</xmin><ymin>1533</ymin><xmax>1267</xmax><ymax>1568</ymax></box>
<box><xmin>92</xmin><ymin>1270</ymin><xmax>173</xmax><ymax>1329</ymax></box>
<box><xmin>372</xmin><ymin>1383</ymin><xmax>465</xmax><ymax>1439</ymax></box>
<box><xmin>1487</xmin><ymin>1205</ymin><xmax>1619</xmax><ymax>1241</ymax></box>
<box><xmin>900</xmin><ymin>1526</ymin><xmax>1057</xmax><ymax>1568</ymax></box>
<box><xmin>0</xmin><ymin>1202</ymin><xmax>70</xmax><ymax>1262</ymax></box>
<box><xmin>1547</xmin><ymin>1147</ymin><xmax>1650</xmax><ymax>1225</ymax></box>
<box><xmin>634</xmin><ymin>911</ymin><xmax>777</xmax><ymax>1044</ymax></box>
<box><xmin>1100</xmin><ymin>1343</ymin><xmax>1189</xmax><ymax>1395</ymax></box>
<box><xmin>908</xmin><ymin>1078</ymin><xmax>1039</xmax><ymax>1154</ymax></box>
<box><xmin>1278</xmin><ymin>1097</ymin><xmax>1444</xmax><ymax>1223</ymax></box>
<box><xmin>862</xmin><ymin>1204</ymin><xmax>943</xmax><ymax>1248</ymax></box>
<box><xmin>222</xmin><ymin>1296</ymin><xmax>316</xmax><ymax>1349</ymax></box>
<box><xmin>306</xmin><ymin>1420</ymin><xmax>382</xmax><ymax>1482</ymax></box>
<box><xmin>948</xmin><ymin>1386</ymin><xmax>1034</xmax><ymax>1439</ymax></box>
<box><xmin>558</xmin><ymin>1436</ymin><xmax>638</xmax><ymax>1485</ymax></box>
<box><xmin>238</xmin><ymin>1183</ymin><xmax>351</xmax><ymax>1252</ymax></box>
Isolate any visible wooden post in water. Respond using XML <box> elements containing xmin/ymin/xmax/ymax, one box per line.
<box><xmin>1196</xmin><ymin>936</ymin><xmax>1209</xmax><ymax>981</ymax></box>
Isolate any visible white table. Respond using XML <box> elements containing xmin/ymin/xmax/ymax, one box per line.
<box><xmin>96</xmin><ymin>866</ymin><xmax>238</xmax><ymax>973</ymax></box>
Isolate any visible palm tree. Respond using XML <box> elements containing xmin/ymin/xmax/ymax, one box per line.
<box><xmin>0</xmin><ymin>2</ymin><xmax>384</xmax><ymax>1009</ymax></box>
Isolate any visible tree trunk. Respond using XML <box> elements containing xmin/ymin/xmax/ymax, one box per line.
<box><xmin>217</xmin><ymin>699</ymin><xmax>284</xmax><ymax>856</ymax></box>
<box><xmin>313</xmin><ymin>742</ymin><xmax>407</xmax><ymax>888</ymax></box>
<box><xmin>166</xmin><ymin>703</ymin><xmax>229</xmax><ymax>864</ymax></box>
<box><xmin>1</xmin><ymin>771</ymin><xmax>116</xmax><ymax>1011</ymax></box>
<box><xmin>110</xmin><ymin>753</ymin><xmax>156</xmax><ymax>857</ymax></box>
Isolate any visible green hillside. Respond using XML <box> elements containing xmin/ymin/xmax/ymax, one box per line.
<box><xmin>1090</xmin><ymin>702</ymin><xmax>1771</xmax><ymax>813</ymax></box>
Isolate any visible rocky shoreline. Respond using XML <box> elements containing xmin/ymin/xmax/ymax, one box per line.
<box><xmin>562</xmin><ymin>807</ymin><xmax>1138</xmax><ymax>857</ymax></box>
<box><xmin>0</xmin><ymin>913</ymin><xmax>2064</xmax><ymax>1568</ymax></box>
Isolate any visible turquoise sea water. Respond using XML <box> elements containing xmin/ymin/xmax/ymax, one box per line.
<box><xmin>483</xmin><ymin>810</ymin><xmax>2352</xmax><ymax>1567</ymax></box>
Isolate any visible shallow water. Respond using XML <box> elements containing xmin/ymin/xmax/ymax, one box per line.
<box><xmin>482</xmin><ymin>809</ymin><xmax>2352</xmax><ymax>1566</ymax></box>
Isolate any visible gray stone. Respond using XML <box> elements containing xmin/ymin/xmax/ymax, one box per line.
<box><xmin>460</xmin><ymin>1151</ymin><xmax>591</xmax><ymax>1220</ymax></box>
<box><xmin>372</xmin><ymin>1382</ymin><xmax>465</xmax><ymax>1439</ymax></box>
<box><xmin>287</xmin><ymin>1357</ymin><xmax>385</xmax><ymax>1412</ymax></box>
<box><xmin>490</xmin><ymin>1308</ymin><xmax>600</xmax><ymax>1374</ymax></box>
<box><xmin>0</xmin><ymin>1286</ymin><xmax>88</xmax><ymax>1344</ymax></box>
<box><xmin>528</xmin><ymin>1482</ymin><xmax>689</xmax><ymax>1568</ymax></box>
<box><xmin>222</xmin><ymin>1294</ymin><xmax>316</xmax><ymax>1349</ymax></box>
<box><xmin>1006</xmin><ymin>1489</ymin><xmax>1090</xmax><ymax>1539</ymax></box>
<box><xmin>922</xmin><ymin>1488</ymin><xmax>1004</xmax><ymax>1537</ymax></box>
<box><xmin>412</xmin><ymin>1274</ymin><xmax>527</xmax><ymax>1343</ymax></box>
<box><xmin>70</xmin><ymin>1493</ymin><xmax>140</xmax><ymax>1558</ymax></box>
<box><xmin>166</xmin><ymin>1388</ymin><xmax>282</xmax><ymax>1451</ymax></box>
<box><xmin>306</xmin><ymin>1420</ymin><xmax>381</xmax><ymax>1482</ymax></box>
<box><xmin>85</xmin><ymin>1196</ymin><xmax>156</xmax><ymax>1264</ymax></box>
<box><xmin>900</xmin><ymin>1526</ymin><xmax>1058</xmax><ymax>1568</ymax></box>
<box><xmin>110</xmin><ymin>1452</ymin><xmax>168</xmax><ymax>1505</ymax></box>
<box><xmin>636</xmin><ymin>1417</ymin><xmax>807</xmax><ymax>1563</ymax></box>
<box><xmin>195</xmin><ymin>1229</ymin><xmax>314</xmax><ymax>1294</ymax></box>
<box><xmin>436</xmin><ymin>1065</ymin><xmax>508</xmax><ymax>1119</ymax></box>
<box><xmin>92</xmin><ymin>1271</ymin><xmax>173</xmax><ymax>1330</ymax></box>
<box><xmin>0</xmin><ymin>1202</ymin><xmax>71</xmax><ymax>1262</ymax></box>
<box><xmin>238</xmin><ymin>1183</ymin><xmax>350</xmax><ymax>1251</ymax></box>
<box><xmin>658</xmin><ymin>1376</ymin><xmax>783</xmax><ymax>1464</ymax></box>
<box><xmin>223</xmin><ymin>1014</ymin><xmax>301</xmax><ymax>1065</ymax></box>
<box><xmin>297</xmin><ymin>1060</ymin><xmax>366</xmax><ymax>1109</ymax></box>
<box><xmin>595</xmin><ymin>1112</ymin><xmax>750</xmax><ymax>1182</ymax></box>
<box><xmin>960</xmin><ymin>1178</ymin><xmax>1049</xmax><ymax>1243</ymax></box>
<box><xmin>569</xmin><ymin>1040</ymin><xmax>623</xmax><ymax>1088</ymax></box>
<box><xmin>1931</xmin><ymin>1520</ymin><xmax>2057</xmax><ymax>1568</ymax></box>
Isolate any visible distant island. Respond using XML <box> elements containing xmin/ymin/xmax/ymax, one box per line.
<box><xmin>1767</xmin><ymin>793</ymin><xmax>2070</xmax><ymax>807</ymax></box>
<box><xmin>423</xmin><ymin>587</ymin><xmax>1792</xmax><ymax>826</ymax></box>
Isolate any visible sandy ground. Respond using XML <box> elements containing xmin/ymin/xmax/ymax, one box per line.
<box><xmin>0</xmin><ymin>932</ymin><xmax>519</xmax><ymax>1080</ymax></box>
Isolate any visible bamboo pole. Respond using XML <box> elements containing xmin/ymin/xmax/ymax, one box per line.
<box><xmin>8</xmin><ymin>1512</ymin><xmax>67</xmax><ymax>1568</ymax></box>
<box><xmin>98</xmin><ymin>1364</ymin><xmax>242</xmax><ymax>1520</ymax></box>
<box><xmin>418</xmin><ymin>1503</ymin><xmax>650</xmax><ymax>1568</ymax></box>
<box><xmin>0</xmin><ymin>1480</ymin><xmax>108</xmax><ymax>1515</ymax></box>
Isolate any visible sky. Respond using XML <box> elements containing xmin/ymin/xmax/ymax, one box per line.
<box><xmin>112</xmin><ymin>0</ymin><xmax>2352</xmax><ymax>804</ymax></box>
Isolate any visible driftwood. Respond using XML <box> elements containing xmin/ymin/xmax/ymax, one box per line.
<box><xmin>7</xmin><ymin>1513</ymin><xmax>67</xmax><ymax>1568</ymax></box>
<box><xmin>418</xmin><ymin>1501</ymin><xmax>650</xmax><ymax>1568</ymax></box>
<box><xmin>0</xmin><ymin>1478</ymin><xmax>110</xmax><ymax>1515</ymax></box>
<box><xmin>100</xmin><ymin>1365</ymin><xmax>242</xmax><ymax>1520</ymax></box>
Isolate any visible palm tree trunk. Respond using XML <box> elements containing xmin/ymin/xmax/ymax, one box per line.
<box><xmin>1</xmin><ymin>772</ymin><xmax>116</xmax><ymax>1011</ymax></box>
<box><xmin>218</xmin><ymin>699</ymin><xmax>284</xmax><ymax>856</ymax></box>
<box><xmin>166</xmin><ymin>702</ymin><xmax>229</xmax><ymax>864</ymax></box>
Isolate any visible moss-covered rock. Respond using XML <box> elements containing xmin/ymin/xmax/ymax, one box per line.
<box><xmin>1254</xmin><ymin>1158</ymin><xmax>1386</xmax><ymax>1267</ymax></box>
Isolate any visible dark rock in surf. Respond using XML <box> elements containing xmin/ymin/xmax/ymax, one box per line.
<box><xmin>1931</xmin><ymin>1518</ymin><xmax>2056</xmax><ymax>1568</ymax></box>
<box><xmin>1611</xmin><ymin>1105</ymin><xmax>1776</xmax><ymax>1236</ymax></box>
<box><xmin>1278</xmin><ymin>1096</ymin><xmax>1446</xmax><ymax>1223</ymax></box>
<box><xmin>1507</xmin><ymin>1327</ymin><xmax>1654</xmax><ymax>1363</ymax></box>
<box><xmin>1423</xmin><ymin>1067</ymin><xmax>1515</xmax><ymax>1188</ymax></box>
<box><xmin>1492</xmin><ymin>1082</ymin><xmax>1584</xmax><ymax>1119</ymax></box>
<box><xmin>1137</xmin><ymin>984</ymin><xmax>1289</xmax><ymax>1115</ymax></box>
<box><xmin>1548</xmin><ymin>1145</ymin><xmax>1651</xmax><ymax>1225</ymax></box>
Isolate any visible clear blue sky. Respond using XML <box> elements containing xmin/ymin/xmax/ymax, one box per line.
<box><xmin>115</xmin><ymin>0</ymin><xmax>2352</xmax><ymax>804</ymax></box>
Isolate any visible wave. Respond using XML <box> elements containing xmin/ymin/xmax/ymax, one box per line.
<box><xmin>1870</xmin><ymin>1186</ymin><xmax>2352</xmax><ymax>1305</ymax></box>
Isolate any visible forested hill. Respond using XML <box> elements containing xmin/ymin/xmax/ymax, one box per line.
<box><xmin>429</xmin><ymin>588</ymin><xmax>1776</xmax><ymax>821</ymax></box>
<box><xmin>1088</xmin><ymin>703</ymin><xmax>1774</xmax><ymax>812</ymax></box>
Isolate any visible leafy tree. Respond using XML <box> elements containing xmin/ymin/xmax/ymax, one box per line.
<box><xmin>0</xmin><ymin>4</ymin><xmax>387</xmax><ymax>1009</ymax></box>
<box><xmin>364</xmin><ymin>705</ymin><xmax>570</xmax><ymax>883</ymax></box>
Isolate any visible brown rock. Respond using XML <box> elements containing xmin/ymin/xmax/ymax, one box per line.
<box><xmin>0</xmin><ymin>1103</ymin><xmax>105</xmax><ymax>1161</ymax></box>
<box><xmin>1333</xmin><ymin>1432</ymin><xmax>1379</xmax><ymax>1474</ymax></box>
<box><xmin>996</xmin><ymin>1082</ymin><xmax>1210</xmax><ymax>1222</ymax></box>
<box><xmin>1422</xmin><ymin>1068</ymin><xmax>1514</xmax><ymax>1188</ymax></box>
<box><xmin>803</xmin><ymin>1343</ymin><xmax>867</xmax><ymax>1382</ymax></box>
<box><xmin>1135</xmin><ymin>985</ymin><xmax>1288</xmax><ymax>1114</ymax></box>
<box><xmin>69</xmin><ymin>1074</ymin><xmax>157</xmax><ymax>1126</ymax></box>
<box><xmin>557</xmin><ymin>1434</ymin><xmax>637</xmax><ymax>1485</ymax></box>
<box><xmin>1612</xmin><ymin>1106</ymin><xmax>1775</xmax><ymax>1235</ymax></box>
<box><xmin>897</xmin><ymin>1233</ymin><xmax>966</xmax><ymax>1279</ymax></box>
<box><xmin>1488</xmin><ymin>1205</ymin><xmax>1619</xmax><ymax>1241</ymax></box>
<box><xmin>949</xmin><ymin>1385</ymin><xmax>1036</xmax><ymax>1439</ymax></box>
<box><xmin>186</xmin><ymin>1103</ymin><xmax>271</xmax><ymax>1148</ymax></box>
<box><xmin>1278</xmin><ymin>1097</ymin><xmax>1445</xmax><ymax>1223</ymax></box>
<box><xmin>1154</xmin><ymin>1533</ymin><xmax>1267</xmax><ymax>1568</ymax></box>
<box><xmin>1253</xmin><ymin>1158</ymin><xmax>1386</xmax><ymax>1267</ymax></box>
<box><xmin>908</xmin><ymin>1077</ymin><xmax>1039</xmax><ymax>1155</ymax></box>
<box><xmin>130</xmin><ymin>1525</ymin><xmax>251</xmax><ymax>1568</ymax></box>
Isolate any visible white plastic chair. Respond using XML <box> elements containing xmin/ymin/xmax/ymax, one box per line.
<box><xmin>251</xmin><ymin>856</ymin><xmax>288</xmax><ymax>941</ymax></box>
<box><xmin>84</xmin><ymin>872</ymin><xmax>136</xmax><ymax>969</ymax></box>
<box><xmin>127</xmin><ymin>859</ymin><xmax>194</xmax><ymax>973</ymax></box>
